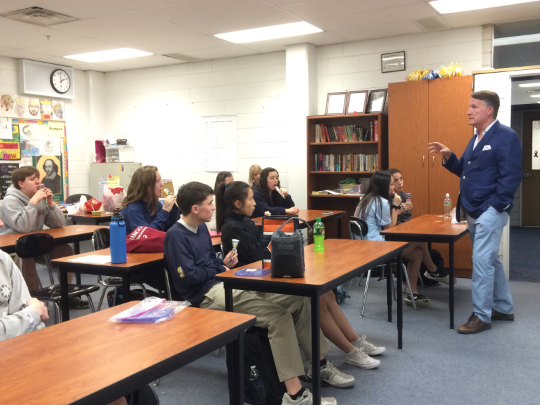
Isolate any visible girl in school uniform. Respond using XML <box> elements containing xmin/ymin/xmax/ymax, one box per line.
<box><xmin>251</xmin><ymin>167</ymin><xmax>299</xmax><ymax>218</ymax></box>
<box><xmin>217</xmin><ymin>181</ymin><xmax>385</xmax><ymax>369</ymax></box>
<box><xmin>206</xmin><ymin>171</ymin><xmax>234</xmax><ymax>231</ymax></box>
<box><xmin>354</xmin><ymin>170</ymin><xmax>449</xmax><ymax>307</ymax></box>
<box><xmin>388</xmin><ymin>168</ymin><xmax>413</xmax><ymax>224</ymax></box>
<box><xmin>248</xmin><ymin>164</ymin><xmax>262</xmax><ymax>188</ymax></box>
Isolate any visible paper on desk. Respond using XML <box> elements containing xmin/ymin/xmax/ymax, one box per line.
<box><xmin>68</xmin><ymin>255</ymin><xmax>111</xmax><ymax>264</ymax></box>
<box><xmin>323</xmin><ymin>189</ymin><xmax>342</xmax><ymax>195</ymax></box>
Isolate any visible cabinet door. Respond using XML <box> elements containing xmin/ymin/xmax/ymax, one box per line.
<box><xmin>428</xmin><ymin>76</ymin><xmax>474</xmax><ymax>275</ymax></box>
<box><xmin>388</xmin><ymin>80</ymin><xmax>429</xmax><ymax>217</ymax></box>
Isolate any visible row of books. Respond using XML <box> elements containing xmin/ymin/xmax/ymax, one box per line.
<box><xmin>314</xmin><ymin>153</ymin><xmax>378</xmax><ymax>172</ymax></box>
<box><xmin>314</xmin><ymin>121</ymin><xmax>379</xmax><ymax>143</ymax></box>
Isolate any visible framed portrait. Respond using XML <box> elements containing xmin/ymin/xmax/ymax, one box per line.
<box><xmin>366</xmin><ymin>89</ymin><xmax>388</xmax><ymax>113</ymax></box>
<box><xmin>325</xmin><ymin>92</ymin><xmax>347</xmax><ymax>115</ymax></box>
<box><xmin>345</xmin><ymin>90</ymin><xmax>368</xmax><ymax>114</ymax></box>
<box><xmin>33</xmin><ymin>155</ymin><xmax>64</xmax><ymax>202</ymax></box>
<box><xmin>381</xmin><ymin>51</ymin><xmax>405</xmax><ymax>73</ymax></box>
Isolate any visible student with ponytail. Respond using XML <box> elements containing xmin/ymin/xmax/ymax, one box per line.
<box><xmin>217</xmin><ymin>181</ymin><xmax>385</xmax><ymax>371</ymax></box>
<box><xmin>252</xmin><ymin>167</ymin><xmax>299</xmax><ymax>218</ymax></box>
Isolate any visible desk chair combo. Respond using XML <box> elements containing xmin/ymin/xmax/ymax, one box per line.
<box><xmin>15</xmin><ymin>233</ymin><xmax>99</xmax><ymax>323</ymax></box>
<box><xmin>348</xmin><ymin>216</ymin><xmax>417</xmax><ymax>313</ymax></box>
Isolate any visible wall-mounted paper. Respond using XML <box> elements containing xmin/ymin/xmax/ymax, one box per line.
<box><xmin>203</xmin><ymin>115</ymin><xmax>237</xmax><ymax>172</ymax></box>
<box><xmin>0</xmin><ymin>117</ymin><xmax>12</xmax><ymax>140</ymax></box>
<box><xmin>39</xmin><ymin>137</ymin><xmax>61</xmax><ymax>156</ymax></box>
<box><xmin>48</xmin><ymin>121</ymin><xmax>65</xmax><ymax>137</ymax></box>
<box><xmin>40</xmin><ymin>99</ymin><xmax>52</xmax><ymax>120</ymax></box>
<box><xmin>533</xmin><ymin>121</ymin><xmax>540</xmax><ymax>171</ymax></box>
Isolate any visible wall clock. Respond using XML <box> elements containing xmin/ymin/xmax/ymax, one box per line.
<box><xmin>50</xmin><ymin>69</ymin><xmax>71</xmax><ymax>94</ymax></box>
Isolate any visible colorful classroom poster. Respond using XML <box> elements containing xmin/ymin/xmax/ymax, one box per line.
<box><xmin>40</xmin><ymin>99</ymin><xmax>53</xmax><ymax>120</ymax></box>
<box><xmin>0</xmin><ymin>163</ymin><xmax>19</xmax><ymax>198</ymax></box>
<box><xmin>0</xmin><ymin>96</ymin><xmax>65</xmax><ymax>121</ymax></box>
<box><xmin>0</xmin><ymin>124</ymin><xmax>20</xmax><ymax>160</ymax></box>
<box><xmin>0</xmin><ymin>117</ymin><xmax>12</xmax><ymax>139</ymax></box>
<box><xmin>0</xmin><ymin>95</ymin><xmax>13</xmax><ymax>116</ymax></box>
<box><xmin>33</xmin><ymin>155</ymin><xmax>64</xmax><ymax>202</ymax></box>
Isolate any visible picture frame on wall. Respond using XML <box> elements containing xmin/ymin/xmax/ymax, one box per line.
<box><xmin>366</xmin><ymin>89</ymin><xmax>387</xmax><ymax>113</ymax></box>
<box><xmin>381</xmin><ymin>51</ymin><xmax>405</xmax><ymax>73</ymax></box>
<box><xmin>325</xmin><ymin>92</ymin><xmax>347</xmax><ymax>115</ymax></box>
<box><xmin>345</xmin><ymin>90</ymin><xmax>368</xmax><ymax>114</ymax></box>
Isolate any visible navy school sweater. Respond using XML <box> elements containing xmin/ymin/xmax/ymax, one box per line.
<box><xmin>164</xmin><ymin>221</ymin><xmax>224</xmax><ymax>307</ymax></box>
<box><xmin>122</xmin><ymin>200</ymin><xmax>180</xmax><ymax>235</ymax></box>
<box><xmin>251</xmin><ymin>189</ymin><xmax>295</xmax><ymax>218</ymax></box>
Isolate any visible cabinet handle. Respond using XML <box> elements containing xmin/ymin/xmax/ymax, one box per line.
<box><xmin>432</xmin><ymin>155</ymin><xmax>435</xmax><ymax>166</ymax></box>
<box><xmin>423</xmin><ymin>156</ymin><xmax>425</xmax><ymax>166</ymax></box>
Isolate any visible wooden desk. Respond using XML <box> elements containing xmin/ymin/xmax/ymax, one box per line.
<box><xmin>0</xmin><ymin>302</ymin><xmax>255</xmax><ymax>405</ymax></box>
<box><xmin>380</xmin><ymin>214</ymin><xmax>469</xmax><ymax>330</ymax></box>
<box><xmin>251</xmin><ymin>209</ymin><xmax>345</xmax><ymax>238</ymax></box>
<box><xmin>216</xmin><ymin>239</ymin><xmax>407</xmax><ymax>405</ymax></box>
<box><xmin>69</xmin><ymin>212</ymin><xmax>113</xmax><ymax>225</ymax></box>
<box><xmin>211</xmin><ymin>236</ymin><xmax>221</xmax><ymax>246</ymax></box>
<box><xmin>52</xmin><ymin>248</ymin><xmax>164</xmax><ymax>322</ymax></box>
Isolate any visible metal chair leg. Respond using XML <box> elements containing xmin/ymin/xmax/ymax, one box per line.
<box><xmin>154</xmin><ymin>378</ymin><xmax>160</xmax><ymax>386</ymax></box>
<box><xmin>402</xmin><ymin>264</ymin><xmax>417</xmax><ymax>310</ymax></box>
<box><xmin>97</xmin><ymin>287</ymin><xmax>108</xmax><ymax>311</ymax></box>
<box><xmin>54</xmin><ymin>301</ymin><xmax>62</xmax><ymax>323</ymax></box>
<box><xmin>86</xmin><ymin>294</ymin><xmax>96</xmax><ymax>313</ymax></box>
<box><xmin>360</xmin><ymin>269</ymin><xmax>372</xmax><ymax>317</ymax></box>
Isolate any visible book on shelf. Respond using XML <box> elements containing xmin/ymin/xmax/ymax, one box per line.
<box><xmin>314</xmin><ymin>153</ymin><xmax>378</xmax><ymax>172</ymax></box>
<box><xmin>314</xmin><ymin>123</ymin><xmax>375</xmax><ymax>143</ymax></box>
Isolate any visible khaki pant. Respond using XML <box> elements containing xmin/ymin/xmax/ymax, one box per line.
<box><xmin>201</xmin><ymin>283</ymin><xmax>328</xmax><ymax>382</ymax></box>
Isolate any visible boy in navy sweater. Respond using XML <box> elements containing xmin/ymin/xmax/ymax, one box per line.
<box><xmin>165</xmin><ymin>182</ymin><xmax>355</xmax><ymax>405</ymax></box>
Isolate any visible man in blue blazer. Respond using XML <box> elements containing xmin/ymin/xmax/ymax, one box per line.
<box><xmin>429</xmin><ymin>90</ymin><xmax>522</xmax><ymax>334</ymax></box>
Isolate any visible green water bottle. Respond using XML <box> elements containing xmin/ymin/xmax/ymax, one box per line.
<box><xmin>314</xmin><ymin>218</ymin><xmax>325</xmax><ymax>252</ymax></box>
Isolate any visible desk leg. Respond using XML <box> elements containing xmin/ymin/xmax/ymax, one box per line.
<box><xmin>74</xmin><ymin>242</ymin><xmax>82</xmax><ymax>285</ymax></box>
<box><xmin>449</xmin><ymin>241</ymin><xmax>455</xmax><ymax>330</ymax></box>
<box><xmin>337</xmin><ymin>215</ymin><xmax>342</xmax><ymax>239</ymax></box>
<box><xmin>311</xmin><ymin>292</ymin><xmax>321</xmax><ymax>405</ymax></box>
<box><xmin>60</xmin><ymin>267</ymin><xmax>69</xmax><ymax>322</ymax></box>
<box><xmin>224</xmin><ymin>285</ymin><xmax>237</xmax><ymax>404</ymax></box>
<box><xmin>386</xmin><ymin>261</ymin><xmax>392</xmax><ymax>323</ymax></box>
<box><xmin>123</xmin><ymin>275</ymin><xmax>131</xmax><ymax>303</ymax></box>
<box><xmin>397</xmin><ymin>254</ymin><xmax>403</xmax><ymax>350</ymax></box>
<box><xmin>231</xmin><ymin>329</ymin><xmax>245</xmax><ymax>405</ymax></box>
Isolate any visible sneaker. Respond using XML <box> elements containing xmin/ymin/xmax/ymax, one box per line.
<box><xmin>345</xmin><ymin>347</ymin><xmax>380</xmax><ymax>369</ymax></box>
<box><xmin>68</xmin><ymin>297</ymin><xmax>89</xmax><ymax>309</ymax></box>
<box><xmin>353</xmin><ymin>335</ymin><xmax>386</xmax><ymax>356</ymax></box>
<box><xmin>424</xmin><ymin>268</ymin><xmax>457</xmax><ymax>285</ymax></box>
<box><xmin>281</xmin><ymin>388</ymin><xmax>337</xmax><ymax>405</ymax></box>
<box><xmin>404</xmin><ymin>293</ymin><xmax>431</xmax><ymax>307</ymax></box>
<box><xmin>306</xmin><ymin>360</ymin><xmax>355</xmax><ymax>388</ymax></box>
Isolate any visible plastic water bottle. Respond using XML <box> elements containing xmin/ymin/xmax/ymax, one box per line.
<box><xmin>110</xmin><ymin>213</ymin><xmax>127</xmax><ymax>263</ymax></box>
<box><xmin>443</xmin><ymin>193</ymin><xmax>452</xmax><ymax>219</ymax></box>
<box><xmin>405</xmin><ymin>193</ymin><xmax>412</xmax><ymax>214</ymax></box>
<box><xmin>248</xmin><ymin>366</ymin><xmax>266</xmax><ymax>405</ymax></box>
<box><xmin>314</xmin><ymin>217</ymin><xmax>325</xmax><ymax>252</ymax></box>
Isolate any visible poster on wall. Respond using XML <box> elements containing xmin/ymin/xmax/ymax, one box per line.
<box><xmin>0</xmin><ymin>163</ymin><xmax>19</xmax><ymax>198</ymax></box>
<box><xmin>203</xmin><ymin>115</ymin><xmax>237</xmax><ymax>172</ymax></box>
<box><xmin>0</xmin><ymin>95</ymin><xmax>65</xmax><ymax>121</ymax></box>
<box><xmin>33</xmin><ymin>155</ymin><xmax>64</xmax><ymax>202</ymax></box>
<box><xmin>0</xmin><ymin>124</ymin><xmax>21</xmax><ymax>160</ymax></box>
<box><xmin>0</xmin><ymin>117</ymin><xmax>12</xmax><ymax>139</ymax></box>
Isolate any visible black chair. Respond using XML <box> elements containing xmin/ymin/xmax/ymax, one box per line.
<box><xmin>66</xmin><ymin>193</ymin><xmax>94</xmax><ymax>204</ymax></box>
<box><xmin>16</xmin><ymin>233</ymin><xmax>99</xmax><ymax>323</ymax></box>
<box><xmin>91</xmin><ymin>228</ymin><xmax>147</xmax><ymax>310</ymax></box>
<box><xmin>348</xmin><ymin>216</ymin><xmax>417</xmax><ymax>313</ymax></box>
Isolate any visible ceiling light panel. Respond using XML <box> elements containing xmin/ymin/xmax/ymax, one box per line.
<box><xmin>64</xmin><ymin>47</ymin><xmax>152</xmax><ymax>63</ymax></box>
<box><xmin>215</xmin><ymin>21</ymin><xmax>322</xmax><ymax>43</ymax></box>
<box><xmin>429</xmin><ymin>0</ymin><xmax>540</xmax><ymax>14</ymax></box>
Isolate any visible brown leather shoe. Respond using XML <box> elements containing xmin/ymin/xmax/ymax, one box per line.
<box><xmin>457</xmin><ymin>313</ymin><xmax>491</xmax><ymax>334</ymax></box>
<box><xmin>491</xmin><ymin>309</ymin><xmax>514</xmax><ymax>321</ymax></box>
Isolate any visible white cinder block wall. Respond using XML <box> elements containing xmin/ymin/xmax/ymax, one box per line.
<box><xmin>103</xmin><ymin>52</ymin><xmax>288</xmax><ymax>193</ymax></box>
<box><xmin>317</xmin><ymin>27</ymin><xmax>483</xmax><ymax>114</ymax></box>
<box><xmin>0</xmin><ymin>56</ymin><xmax>90</xmax><ymax>196</ymax></box>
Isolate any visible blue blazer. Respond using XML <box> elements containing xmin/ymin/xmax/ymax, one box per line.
<box><xmin>443</xmin><ymin>120</ymin><xmax>522</xmax><ymax>220</ymax></box>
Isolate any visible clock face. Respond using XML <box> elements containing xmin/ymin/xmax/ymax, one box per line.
<box><xmin>50</xmin><ymin>69</ymin><xmax>71</xmax><ymax>94</ymax></box>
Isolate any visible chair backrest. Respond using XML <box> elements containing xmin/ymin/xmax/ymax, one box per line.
<box><xmin>163</xmin><ymin>261</ymin><xmax>186</xmax><ymax>302</ymax></box>
<box><xmin>66</xmin><ymin>193</ymin><xmax>93</xmax><ymax>204</ymax></box>
<box><xmin>92</xmin><ymin>228</ymin><xmax>110</xmax><ymax>251</ymax></box>
<box><xmin>349</xmin><ymin>216</ymin><xmax>368</xmax><ymax>240</ymax></box>
<box><xmin>15</xmin><ymin>233</ymin><xmax>55</xmax><ymax>259</ymax></box>
<box><xmin>261</xmin><ymin>215</ymin><xmax>298</xmax><ymax>269</ymax></box>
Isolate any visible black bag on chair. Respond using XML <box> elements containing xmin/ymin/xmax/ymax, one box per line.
<box><xmin>270</xmin><ymin>217</ymin><xmax>312</xmax><ymax>278</ymax></box>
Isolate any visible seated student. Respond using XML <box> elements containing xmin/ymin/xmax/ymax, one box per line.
<box><xmin>206</xmin><ymin>171</ymin><xmax>234</xmax><ymax>231</ymax></box>
<box><xmin>248</xmin><ymin>164</ymin><xmax>262</xmax><ymax>188</ymax></box>
<box><xmin>165</xmin><ymin>181</ymin><xmax>354</xmax><ymax>405</ymax></box>
<box><xmin>252</xmin><ymin>167</ymin><xmax>299</xmax><ymax>218</ymax></box>
<box><xmin>216</xmin><ymin>181</ymin><xmax>384</xmax><ymax>369</ymax></box>
<box><xmin>388</xmin><ymin>168</ymin><xmax>413</xmax><ymax>224</ymax></box>
<box><xmin>121</xmin><ymin>165</ymin><xmax>180</xmax><ymax>235</ymax></box>
<box><xmin>0</xmin><ymin>167</ymin><xmax>87</xmax><ymax>309</ymax></box>
<box><xmin>354</xmin><ymin>171</ymin><xmax>449</xmax><ymax>307</ymax></box>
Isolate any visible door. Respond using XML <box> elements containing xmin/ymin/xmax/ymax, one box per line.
<box><xmin>522</xmin><ymin>113</ymin><xmax>540</xmax><ymax>226</ymax></box>
<box><xmin>428</xmin><ymin>76</ymin><xmax>474</xmax><ymax>275</ymax></box>
<box><xmin>388</xmin><ymin>80</ymin><xmax>429</xmax><ymax>218</ymax></box>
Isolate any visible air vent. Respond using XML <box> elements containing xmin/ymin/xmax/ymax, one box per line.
<box><xmin>415</xmin><ymin>18</ymin><xmax>448</xmax><ymax>31</ymax></box>
<box><xmin>163</xmin><ymin>53</ymin><xmax>199</xmax><ymax>62</ymax></box>
<box><xmin>524</xmin><ymin>89</ymin><xmax>540</xmax><ymax>94</ymax></box>
<box><xmin>0</xmin><ymin>7</ymin><xmax>77</xmax><ymax>27</ymax></box>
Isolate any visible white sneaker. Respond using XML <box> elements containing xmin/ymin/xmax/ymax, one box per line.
<box><xmin>306</xmin><ymin>360</ymin><xmax>355</xmax><ymax>388</ymax></box>
<box><xmin>345</xmin><ymin>347</ymin><xmax>380</xmax><ymax>369</ymax></box>
<box><xmin>281</xmin><ymin>388</ymin><xmax>337</xmax><ymax>405</ymax></box>
<box><xmin>353</xmin><ymin>335</ymin><xmax>386</xmax><ymax>356</ymax></box>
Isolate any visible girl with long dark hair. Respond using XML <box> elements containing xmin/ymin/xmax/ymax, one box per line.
<box><xmin>252</xmin><ymin>167</ymin><xmax>299</xmax><ymax>218</ymax></box>
<box><xmin>217</xmin><ymin>181</ymin><xmax>385</xmax><ymax>369</ymax></box>
<box><xmin>207</xmin><ymin>171</ymin><xmax>234</xmax><ymax>231</ymax></box>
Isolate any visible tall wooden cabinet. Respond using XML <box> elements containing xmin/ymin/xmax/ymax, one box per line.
<box><xmin>388</xmin><ymin>76</ymin><xmax>474</xmax><ymax>278</ymax></box>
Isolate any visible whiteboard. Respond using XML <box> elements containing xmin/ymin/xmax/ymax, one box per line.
<box><xmin>203</xmin><ymin>115</ymin><xmax>237</xmax><ymax>172</ymax></box>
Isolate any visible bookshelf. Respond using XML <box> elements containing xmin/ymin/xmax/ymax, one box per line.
<box><xmin>306</xmin><ymin>113</ymin><xmax>388</xmax><ymax>230</ymax></box>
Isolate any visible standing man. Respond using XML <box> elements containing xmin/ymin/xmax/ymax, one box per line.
<box><xmin>428</xmin><ymin>90</ymin><xmax>522</xmax><ymax>334</ymax></box>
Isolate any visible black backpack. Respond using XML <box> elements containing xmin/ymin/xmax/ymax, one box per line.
<box><xmin>418</xmin><ymin>249</ymin><xmax>444</xmax><ymax>287</ymax></box>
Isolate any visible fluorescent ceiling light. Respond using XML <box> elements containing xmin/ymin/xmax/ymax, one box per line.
<box><xmin>64</xmin><ymin>48</ymin><xmax>152</xmax><ymax>63</ymax></box>
<box><xmin>429</xmin><ymin>0</ymin><xmax>540</xmax><ymax>14</ymax></box>
<box><xmin>531</xmin><ymin>95</ymin><xmax>540</xmax><ymax>97</ymax></box>
<box><xmin>519</xmin><ymin>82</ymin><xmax>540</xmax><ymax>87</ymax></box>
<box><xmin>494</xmin><ymin>33</ymin><xmax>540</xmax><ymax>46</ymax></box>
<box><xmin>215</xmin><ymin>21</ymin><xmax>322</xmax><ymax>44</ymax></box>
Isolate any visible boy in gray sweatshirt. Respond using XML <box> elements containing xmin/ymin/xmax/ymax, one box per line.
<box><xmin>0</xmin><ymin>166</ymin><xmax>88</xmax><ymax>309</ymax></box>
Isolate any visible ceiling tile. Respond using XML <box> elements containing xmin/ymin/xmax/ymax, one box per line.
<box><xmin>0</xmin><ymin>27</ymin><xmax>84</xmax><ymax>49</ymax></box>
<box><xmin>23</xmin><ymin>38</ymin><xmax>120</xmax><ymax>57</ymax></box>
<box><xmin>43</xmin><ymin>0</ymin><xmax>128</xmax><ymax>19</ymax></box>
<box><xmin>441</xmin><ymin>3</ymin><xmax>540</xmax><ymax>28</ymax></box>
<box><xmin>96</xmin><ymin>25</ymin><xmax>203</xmax><ymax>47</ymax></box>
<box><xmin>262</xmin><ymin>0</ymin><xmax>319</xmax><ymax>6</ymax></box>
<box><xmin>180</xmin><ymin>8</ymin><xmax>301</xmax><ymax>35</ymax></box>
<box><xmin>180</xmin><ymin>45</ymin><xmax>260</xmax><ymax>60</ymax></box>
<box><xmin>51</xmin><ymin>12</ymin><xmax>169</xmax><ymax>37</ymax></box>
<box><xmin>242</xmin><ymin>31</ymin><xmax>346</xmax><ymax>52</ymax></box>
<box><xmin>120</xmin><ymin>35</ymin><xmax>233</xmax><ymax>55</ymax></box>
<box><xmin>140</xmin><ymin>0</ymin><xmax>272</xmax><ymax>24</ymax></box>
<box><xmin>0</xmin><ymin>17</ymin><xmax>40</xmax><ymax>35</ymax></box>
<box><xmin>96</xmin><ymin>54</ymin><xmax>183</xmax><ymax>69</ymax></box>
<box><xmin>0</xmin><ymin>49</ymin><xmax>54</xmax><ymax>60</ymax></box>
<box><xmin>101</xmin><ymin>0</ymin><xmax>194</xmax><ymax>11</ymax></box>
<box><xmin>333</xmin><ymin>20</ymin><xmax>422</xmax><ymax>42</ymax></box>
<box><xmin>0</xmin><ymin>0</ymin><xmax>56</xmax><ymax>14</ymax></box>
